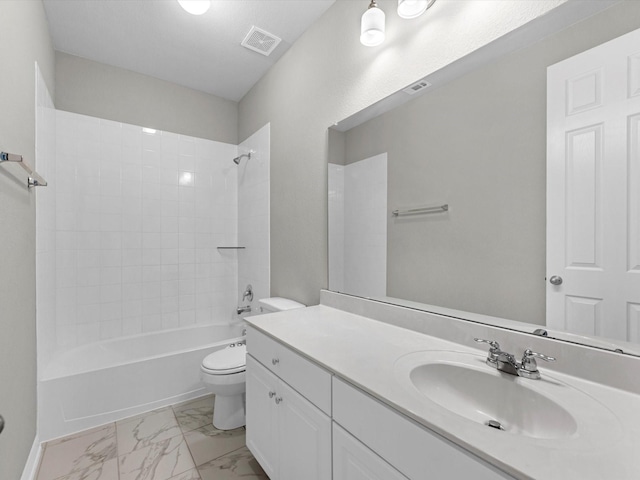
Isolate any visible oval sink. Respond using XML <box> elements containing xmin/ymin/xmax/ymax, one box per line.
<box><xmin>394</xmin><ymin>350</ymin><xmax>621</xmax><ymax>443</ymax></box>
<box><xmin>410</xmin><ymin>362</ymin><xmax>577</xmax><ymax>439</ymax></box>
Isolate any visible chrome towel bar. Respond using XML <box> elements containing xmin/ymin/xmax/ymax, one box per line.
<box><xmin>392</xmin><ymin>204</ymin><xmax>448</xmax><ymax>217</ymax></box>
<box><xmin>0</xmin><ymin>151</ymin><xmax>48</xmax><ymax>187</ymax></box>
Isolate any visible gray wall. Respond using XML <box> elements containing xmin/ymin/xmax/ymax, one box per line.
<box><xmin>56</xmin><ymin>52</ymin><xmax>238</xmax><ymax>144</ymax></box>
<box><xmin>327</xmin><ymin>129</ymin><xmax>345</xmax><ymax>166</ymax></box>
<box><xmin>238</xmin><ymin>0</ymin><xmax>570</xmax><ymax>307</ymax></box>
<box><xmin>341</xmin><ymin>1</ymin><xmax>640</xmax><ymax>325</ymax></box>
<box><xmin>0</xmin><ymin>1</ymin><xmax>55</xmax><ymax>478</ymax></box>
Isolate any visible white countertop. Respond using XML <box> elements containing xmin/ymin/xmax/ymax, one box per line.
<box><xmin>246</xmin><ymin>305</ymin><xmax>640</xmax><ymax>480</ymax></box>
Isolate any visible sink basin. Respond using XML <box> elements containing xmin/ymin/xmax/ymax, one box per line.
<box><xmin>394</xmin><ymin>351</ymin><xmax>621</xmax><ymax>442</ymax></box>
<box><xmin>409</xmin><ymin>361</ymin><xmax>577</xmax><ymax>439</ymax></box>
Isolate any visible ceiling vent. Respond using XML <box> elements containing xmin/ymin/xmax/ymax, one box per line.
<box><xmin>403</xmin><ymin>79</ymin><xmax>432</xmax><ymax>95</ymax></box>
<box><xmin>241</xmin><ymin>26</ymin><xmax>282</xmax><ymax>56</ymax></box>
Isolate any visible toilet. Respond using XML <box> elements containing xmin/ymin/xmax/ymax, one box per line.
<box><xmin>200</xmin><ymin>297</ymin><xmax>305</xmax><ymax>430</ymax></box>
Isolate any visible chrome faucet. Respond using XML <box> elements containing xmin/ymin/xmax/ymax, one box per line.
<box><xmin>237</xmin><ymin>305</ymin><xmax>251</xmax><ymax>315</ymax></box>
<box><xmin>236</xmin><ymin>285</ymin><xmax>253</xmax><ymax>315</ymax></box>
<box><xmin>474</xmin><ymin>338</ymin><xmax>556</xmax><ymax>380</ymax></box>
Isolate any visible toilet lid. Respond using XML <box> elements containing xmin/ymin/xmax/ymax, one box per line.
<box><xmin>202</xmin><ymin>344</ymin><xmax>246</xmax><ymax>373</ymax></box>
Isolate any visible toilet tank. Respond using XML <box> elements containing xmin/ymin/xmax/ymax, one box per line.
<box><xmin>258</xmin><ymin>297</ymin><xmax>305</xmax><ymax>314</ymax></box>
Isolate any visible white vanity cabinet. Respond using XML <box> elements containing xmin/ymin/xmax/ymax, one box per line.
<box><xmin>333</xmin><ymin>423</ymin><xmax>409</xmax><ymax>480</ymax></box>
<box><xmin>246</xmin><ymin>328</ymin><xmax>332</xmax><ymax>480</ymax></box>
<box><xmin>246</xmin><ymin>325</ymin><xmax>514</xmax><ymax>480</ymax></box>
<box><xmin>333</xmin><ymin>377</ymin><xmax>514</xmax><ymax>480</ymax></box>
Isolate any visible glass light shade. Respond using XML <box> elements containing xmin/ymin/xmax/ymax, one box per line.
<box><xmin>397</xmin><ymin>0</ymin><xmax>431</xmax><ymax>19</ymax></box>
<box><xmin>360</xmin><ymin>5</ymin><xmax>385</xmax><ymax>47</ymax></box>
<box><xmin>178</xmin><ymin>0</ymin><xmax>211</xmax><ymax>15</ymax></box>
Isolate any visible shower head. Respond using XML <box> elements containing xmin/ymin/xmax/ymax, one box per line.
<box><xmin>233</xmin><ymin>152</ymin><xmax>251</xmax><ymax>165</ymax></box>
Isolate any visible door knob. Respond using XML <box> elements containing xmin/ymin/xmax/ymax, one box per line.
<box><xmin>549</xmin><ymin>275</ymin><xmax>563</xmax><ymax>286</ymax></box>
<box><xmin>0</xmin><ymin>414</ymin><xmax>4</xmax><ymax>435</ymax></box>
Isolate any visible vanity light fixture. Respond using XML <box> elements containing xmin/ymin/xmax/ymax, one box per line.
<box><xmin>177</xmin><ymin>0</ymin><xmax>211</xmax><ymax>16</ymax></box>
<box><xmin>360</xmin><ymin>0</ymin><xmax>386</xmax><ymax>47</ymax></box>
<box><xmin>397</xmin><ymin>0</ymin><xmax>436</xmax><ymax>19</ymax></box>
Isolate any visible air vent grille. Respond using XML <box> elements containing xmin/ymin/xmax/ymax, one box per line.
<box><xmin>403</xmin><ymin>79</ymin><xmax>432</xmax><ymax>95</ymax></box>
<box><xmin>241</xmin><ymin>26</ymin><xmax>282</xmax><ymax>56</ymax></box>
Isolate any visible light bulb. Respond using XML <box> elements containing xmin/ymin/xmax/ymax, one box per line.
<box><xmin>178</xmin><ymin>0</ymin><xmax>211</xmax><ymax>16</ymax></box>
<box><xmin>397</xmin><ymin>0</ymin><xmax>435</xmax><ymax>19</ymax></box>
<box><xmin>360</xmin><ymin>2</ymin><xmax>385</xmax><ymax>47</ymax></box>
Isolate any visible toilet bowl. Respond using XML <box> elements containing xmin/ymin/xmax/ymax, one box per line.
<box><xmin>200</xmin><ymin>297</ymin><xmax>305</xmax><ymax>430</ymax></box>
<box><xmin>200</xmin><ymin>341</ymin><xmax>247</xmax><ymax>430</ymax></box>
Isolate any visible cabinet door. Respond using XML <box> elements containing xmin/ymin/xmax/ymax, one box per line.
<box><xmin>278</xmin><ymin>380</ymin><xmax>332</xmax><ymax>480</ymax></box>
<box><xmin>333</xmin><ymin>423</ymin><xmax>408</xmax><ymax>480</ymax></box>
<box><xmin>246</xmin><ymin>355</ymin><xmax>279</xmax><ymax>479</ymax></box>
<box><xmin>333</xmin><ymin>377</ymin><xmax>513</xmax><ymax>480</ymax></box>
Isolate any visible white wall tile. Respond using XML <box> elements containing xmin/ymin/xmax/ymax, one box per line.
<box><xmin>237</xmin><ymin>124</ymin><xmax>270</xmax><ymax>312</ymax></box>
<box><xmin>53</xmin><ymin>113</ymin><xmax>241</xmax><ymax>349</ymax></box>
<box><xmin>333</xmin><ymin>153</ymin><xmax>388</xmax><ymax>298</ymax></box>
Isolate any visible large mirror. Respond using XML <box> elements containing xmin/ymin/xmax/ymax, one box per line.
<box><xmin>328</xmin><ymin>1</ymin><xmax>640</xmax><ymax>356</ymax></box>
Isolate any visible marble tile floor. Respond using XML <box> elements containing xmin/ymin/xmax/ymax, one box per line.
<box><xmin>35</xmin><ymin>395</ymin><xmax>268</xmax><ymax>480</ymax></box>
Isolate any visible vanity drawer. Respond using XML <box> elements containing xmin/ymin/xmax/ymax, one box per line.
<box><xmin>247</xmin><ymin>326</ymin><xmax>332</xmax><ymax>414</ymax></box>
<box><xmin>332</xmin><ymin>377</ymin><xmax>514</xmax><ymax>480</ymax></box>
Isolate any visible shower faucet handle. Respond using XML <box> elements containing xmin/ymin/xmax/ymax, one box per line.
<box><xmin>242</xmin><ymin>284</ymin><xmax>253</xmax><ymax>302</ymax></box>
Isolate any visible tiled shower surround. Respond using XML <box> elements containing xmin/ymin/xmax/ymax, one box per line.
<box><xmin>54</xmin><ymin>112</ymin><xmax>239</xmax><ymax>348</ymax></box>
<box><xmin>237</xmin><ymin>125</ymin><xmax>270</xmax><ymax>308</ymax></box>
<box><xmin>329</xmin><ymin>153</ymin><xmax>387</xmax><ymax>298</ymax></box>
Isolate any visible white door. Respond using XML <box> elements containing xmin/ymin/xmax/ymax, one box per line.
<box><xmin>333</xmin><ymin>423</ymin><xmax>409</xmax><ymax>480</ymax></box>
<box><xmin>278</xmin><ymin>381</ymin><xmax>331</xmax><ymax>480</ymax></box>
<box><xmin>245</xmin><ymin>355</ymin><xmax>279</xmax><ymax>479</ymax></box>
<box><xmin>547</xmin><ymin>27</ymin><xmax>640</xmax><ymax>342</ymax></box>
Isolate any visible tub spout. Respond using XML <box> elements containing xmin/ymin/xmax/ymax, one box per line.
<box><xmin>237</xmin><ymin>305</ymin><xmax>251</xmax><ymax>315</ymax></box>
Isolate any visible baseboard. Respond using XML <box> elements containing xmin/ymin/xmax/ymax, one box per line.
<box><xmin>20</xmin><ymin>435</ymin><xmax>42</xmax><ymax>480</ymax></box>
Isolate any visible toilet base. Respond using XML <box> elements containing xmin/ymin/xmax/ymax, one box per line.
<box><xmin>213</xmin><ymin>393</ymin><xmax>246</xmax><ymax>430</ymax></box>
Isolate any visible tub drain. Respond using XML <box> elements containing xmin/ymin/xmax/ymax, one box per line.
<box><xmin>485</xmin><ymin>420</ymin><xmax>504</xmax><ymax>431</ymax></box>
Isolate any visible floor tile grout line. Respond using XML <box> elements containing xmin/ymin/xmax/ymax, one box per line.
<box><xmin>195</xmin><ymin>444</ymin><xmax>250</xmax><ymax>470</ymax></box>
<box><xmin>169</xmin><ymin>402</ymin><xmax>202</xmax><ymax>479</ymax></box>
<box><xmin>172</xmin><ymin>403</ymin><xmax>205</xmax><ymax>475</ymax></box>
<box><xmin>116</xmin><ymin>407</ymin><xmax>187</xmax><ymax>461</ymax></box>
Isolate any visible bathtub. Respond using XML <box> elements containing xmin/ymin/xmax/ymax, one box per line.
<box><xmin>39</xmin><ymin>323</ymin><xmax>244</xmax><ymax>441</ymax></box>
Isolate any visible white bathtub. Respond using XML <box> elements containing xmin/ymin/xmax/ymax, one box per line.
<box><xmin>39</xmin><ymin>323</ymin><xmax>244</xmax><ymax>441</ymax></box>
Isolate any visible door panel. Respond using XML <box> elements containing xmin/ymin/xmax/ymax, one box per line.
<box><xmin>547</xmin><ymin>27</ymin><xmax>640</xmax><ymax>343</ymax></box>
<box><xmin>246</xmin><ymin>355</ymin><xmax>278</xmax><ymax>479</ymax></box>
<box><xmin>278</xmin><ymin>380</ymin><xmax>331</xmax><ymax>480</ymax></box>
<box><xmin>333</xmin><ymin>423</ymin><xmax>408</xmax><ymax>480</ymax></box>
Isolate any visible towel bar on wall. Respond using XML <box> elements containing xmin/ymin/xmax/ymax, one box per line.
<box><xmin>392</xmin><ymin>204</ymin><xmax>448</xmax><ymax>217</ymax></box>
<box><xmin>0</xmin><ymin>151</ymin><xmax>48</xmax><ymax>187</ymax></box>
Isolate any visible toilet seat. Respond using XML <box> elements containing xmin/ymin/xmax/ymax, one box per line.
<box><xmin>201</xmin><ymin>344</ymin><xmax>246</xmax><ymax>375</ymax></box>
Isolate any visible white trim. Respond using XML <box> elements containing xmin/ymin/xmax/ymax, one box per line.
<box><xmin>20</xmin><ymin>435</ymin><xmax>42</xmax><ymax>480</ymax></box>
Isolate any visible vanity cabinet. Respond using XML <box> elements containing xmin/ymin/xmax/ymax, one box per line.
<box><xmin>247</xmin><ymin>325</ymin><xmax>331</xmax><ymax>414</ymax></box>
<box><xmin>333</xmin><ymin>377</ymin><xmax>514</xmax><ymax>480</ymax></box>
<box><xmin>246</xmin><ymin>325</ymin><xmax>514</xmax><ymax>480</ymax></box>
<box><xmin>246</xmin><ymin>328</ymin><xmax>332</xmax><ymax>480</ymax></box>
<box><xmin>333</xmin><ymin>423</ymin><xmax>409</xmax><ymax>480</ymax></box>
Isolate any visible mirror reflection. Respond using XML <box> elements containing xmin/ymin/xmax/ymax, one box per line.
<box><xmin>328</xmin><ymin>2</ymin><xmax>640</xmax><ymax>355</ymax></box>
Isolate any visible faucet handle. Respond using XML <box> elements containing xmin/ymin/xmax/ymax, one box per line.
<box><xmin>519</xmin><ymin>349</ymin><xmax>556</xmax><ymax>379</ymax></box>
<box><xmin>474</xmin><ymin>338</ymin><xmax>500</xmax><ymax>350</ymax></box>
<box><xmin>474</xmin><ymin>338</ymin><xmax>501</xmax><ymax>367</ymax></box>
<box><xmin>522</xmin><ymin>349</ymin><xmax>556</xmax><ymax>364</ymax></box>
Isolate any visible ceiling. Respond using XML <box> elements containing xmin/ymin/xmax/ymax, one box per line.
<box><xmin>42</xmin><ymin>0</ymin><xmax>335</xmax><ymax>102</ymax></box>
